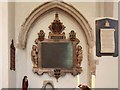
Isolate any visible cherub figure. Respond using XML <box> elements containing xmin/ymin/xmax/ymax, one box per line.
<box><xmin>31</xmin><ymin>45</ymin><xmax>38</xmax><ymax>67</ymax></box>
<box><xmin>76</xmin><ymin>45</ymin><xmax>82</xmax><ymax>66</ymax></box>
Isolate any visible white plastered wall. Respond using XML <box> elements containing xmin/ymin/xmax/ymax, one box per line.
<box><xmin>95</xmin><ymin>57</ymin><xmax>118</xmax><ymax>88</ymax></box>
<box><xmin>1</xmin><ymin>2</ymin><xmax>16</xmax><ymax>88</ymax></box>
<box><xmin>2</xmin><ymin>2</ymin><xmax>9</xmax><ymax>88</ymax></box>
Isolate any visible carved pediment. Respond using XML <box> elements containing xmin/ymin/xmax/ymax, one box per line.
<box><xmin>49</xmin><ymin>13</ymin><xmax>65</xmax><ymax>34</ymax></box>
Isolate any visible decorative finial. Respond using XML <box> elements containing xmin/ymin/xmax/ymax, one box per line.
<box><xmin>55</xmin><ymin>13</ymin><xmax>59</xmax><ymax>21</ymax></box>
<box><xmin>48</xmin><ymin>13</ymin><xmax>65</xmax><ymax>34</ymax></box>
<box><xmin>35</xmin><ymin>30</ymin><xmax>45</xmax><ymax>42</ymax></box>
<box><xmin>105</xmin><ymin>20</ymin><xmax>110</xmax><ymax>27</ymax></box>
<box><xmin>69</xmin><ymin>30</ymin><xmax>76</xmax><ymax>41</ymax></box>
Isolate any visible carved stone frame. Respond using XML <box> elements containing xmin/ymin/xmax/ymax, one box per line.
<box><xmin>31</xmin><ymin>14</ymin><xmax>83</xmax><ymax>81</ymax></box>
<box><xmin>32</xmin><ymin>30</ymin><xmax>82</xmax><ymax>81</ymax></box>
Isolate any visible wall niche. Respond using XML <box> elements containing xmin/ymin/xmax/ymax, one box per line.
<box><xmin>17</xmin><ymin>1</ymin><xmax>94</xmax><ymax>87</ymax></box>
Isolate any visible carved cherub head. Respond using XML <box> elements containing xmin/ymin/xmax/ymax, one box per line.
<box><xmin>32</xmin><ymin>45</ymin><xmax>37</xmax><ymax>50</ymax></box>
<box><xmin>77</xmin><ymin>45</ymin><xmax>82</xmax><ymax>50</ymax></box>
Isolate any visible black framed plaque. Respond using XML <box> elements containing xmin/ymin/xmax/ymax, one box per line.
<box><xmin>96</xmin><ymin>18</ymin><xmax>118</xmax><ymax>57</ymax></box>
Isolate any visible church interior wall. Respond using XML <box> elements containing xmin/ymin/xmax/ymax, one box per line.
<box><xmin>0</xmin><ymin>1</ymin><xmax>118</xmax><ymax>88</ymax></box>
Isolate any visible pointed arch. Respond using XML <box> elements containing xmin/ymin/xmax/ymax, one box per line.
<box><xmin>18</xmin><ymin>1</ymin><xmax>94</xmax><ymax>49</ymax></box>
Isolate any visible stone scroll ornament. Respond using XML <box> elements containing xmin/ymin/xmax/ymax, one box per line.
<box><xmin>31</xmin><ymin>13</ymin><xmax>83</xmax><ymax>81</ymax></box>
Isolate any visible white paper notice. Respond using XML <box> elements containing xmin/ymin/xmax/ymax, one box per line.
<box><xmin>100</xmin><ymin>29</ymin><xmax>115</xmax><ymax>53</ymax></box>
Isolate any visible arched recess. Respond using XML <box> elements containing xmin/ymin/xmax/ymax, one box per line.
<box><xmin>18</xmin><ymin>1</ymin><xmax>94</xmax><ymax>49</ymax></box>
<box><xmin>18</xmin><ymin>1</ymin><xmax>96</xmax><ymax>86</ymax></box>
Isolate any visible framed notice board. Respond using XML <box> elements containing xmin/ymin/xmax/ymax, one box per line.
<box><xmin>96</xmin><ymin>18</ymin><xmax>118</xmax><ymax>57</ymax></box>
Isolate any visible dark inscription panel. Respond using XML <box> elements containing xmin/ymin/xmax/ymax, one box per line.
<box><xmin>41</xmin><ymin>42</ymin><xmax>73</xmax><ymax>68</ymax></box>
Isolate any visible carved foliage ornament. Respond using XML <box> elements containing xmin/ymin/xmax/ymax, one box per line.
<box><xmin>31</xmin><ymin>13</ymin><xmax>83</xmax><ymax>81</ymax></box>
